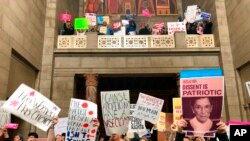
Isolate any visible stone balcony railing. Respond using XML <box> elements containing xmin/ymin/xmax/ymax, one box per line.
<box><xmin>57</xmin><ymin>34</ymin><xmax>215</xmax><ymax>49</ymax></box>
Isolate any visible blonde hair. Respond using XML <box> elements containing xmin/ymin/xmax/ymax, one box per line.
<box><xmin>139</xmin><ymin>137</ymin><xmax>148</xmax><ymax>141</ymax></box>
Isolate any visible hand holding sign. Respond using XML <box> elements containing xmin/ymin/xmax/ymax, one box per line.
<box><xmin>2</xmin><ymin>84</ymin><xmax>61</xmax><ymax>131</ymax></box>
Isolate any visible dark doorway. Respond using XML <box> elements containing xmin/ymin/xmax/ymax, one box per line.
<box><xmin>75</xmin><ymin>74</ymin><xmax>178</xmax><ymax>112</ymax></box>
<box><xmin>74</xmin><ymin>74</ymin><xmax>178</xmax><ymax>138</ymax></box>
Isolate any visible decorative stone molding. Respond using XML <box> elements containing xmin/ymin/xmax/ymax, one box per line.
<box><xmin>151</xmin><ymin>35</ymin><xmax>175</xmax><ymax>48</ymax></box>
<box><xmin>57</xmin><ymin>35</ymin><xmax>87</xmax><ymax>48</ymax></box>
<box><xmin>57</xmin><ymin>34</ymin><xmax>215</xmax><ymax>48</ymax></box>
<box><xmin>98</xmin><ymin>35</ymin><xmax>122</xmax><ymax>48</ymax></box>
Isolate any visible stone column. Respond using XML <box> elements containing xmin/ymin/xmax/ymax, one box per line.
<box><xmin>215</xmin><ymin>0</ymin><xmax>241</xmax><ymax>120</ymax></box>
<box><xmin>84</xmin><ymin>74</ymin><xmax>98</xmax><ymax>103</ymax></box>
<box><xmin>176</xmin><ymin>73</ymin><xmax>180</xmax><ymax>97</ymax></box>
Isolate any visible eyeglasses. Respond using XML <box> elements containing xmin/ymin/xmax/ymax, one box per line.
<box><xmin>194</xmin><ymin>105</ymin><xmax>212</xmax><ymax>111</ymax></box>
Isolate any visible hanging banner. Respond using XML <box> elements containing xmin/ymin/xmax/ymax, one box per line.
<box><xmin>2</xmin><ymin>84</ymin><xmax>61</xmax><ymax>131</ymax></box>
<box><xmin>66</xmin><ymin>99</ymin><xmax>98</xmax><ymax>141</ymax></box>
<box><xmin>0</xmin><ymin>101</ymin><xmax>11</xmax><ymax>127</ymax></box>
<box><xmin>101</xmin><ymin>90</ymin><xmax>130</xmax><ymax>136</ymax></box>
<box><xmin>173</xmin><ymin>98</ymin><xmax>182</xmax><ymax>124</ymax></box>
<box><xmin>133</xmin><ymin>93</ymin><xmax>164</xmax><ymax>124</ymax></box>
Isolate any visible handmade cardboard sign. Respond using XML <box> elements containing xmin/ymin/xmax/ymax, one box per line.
<box><xmin>101</xmin><ymin>90</ymin><xmax>130</xmax><ymax>136</ymax></box>
<box><xmin>2</xmin><ymin>84</ymin><xmax>61</xmax><ymax>131</ymax></box>
<box><xmin>133</xmin><ymin>93</ymin><xmax>164</xmax><ymax>124</ymax></box>
<box><xmin>66</xmin><ymin>98</ymin><xmax>98</xmax><ymax>141</ymax></box>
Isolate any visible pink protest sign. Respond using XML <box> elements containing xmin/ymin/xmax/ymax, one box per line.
<box><xmin>59</xmin><ymin>13</ymin><xmax>72</xmax><ymax>21</ymax></box>
<box><xmin>4</xmin><ymin>123</ymin><xmax>19</xmax><ymax>129</ymax></box>
<box><xmin>142</xmin><ymin>9</ymin><xmax>151</xmax><ymax>17</ymax></box>
<box><xmin>228</xmin><ymin>120</ymin><xmax>250</xmax><ymax>125</ymax></box>
<box><xmin>181</xmin><ymin>76</ymin><xmax>224</xmax><ymax>137</ymax></box>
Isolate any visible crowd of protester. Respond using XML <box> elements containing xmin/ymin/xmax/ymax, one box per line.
<box><xmin>61</xmin><ymin>17</ymin><xmax>212</xmax><ymax>36</ymax></box>
<box><xmin>0</xmin><ymin>116</ymin><xmax>229</xmax><ymax>141</ymax></box>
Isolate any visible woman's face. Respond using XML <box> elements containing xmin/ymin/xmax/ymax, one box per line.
<box><xmin>55</xmin><ymin>135</ymin><xmax>62</xmax><ymax>141</ymax></box>
<box><xmin>14</xmin><ymin>135</ymin><xmax>22</xmax><ymax>141</ymax></box>
<box><xmin>192</xmin><ymin>98</ymin><xmax>213</xmax><ymax>123</ymax></box>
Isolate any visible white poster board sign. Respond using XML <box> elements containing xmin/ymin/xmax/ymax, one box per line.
<box><xmin>0</xmin><ymin>101</ymin><xmax>11</xmax><ymax>127</ymax></box>
<box><xmin>246</xmin><ymin>81</ymin><xmax>250</xmax><ymax>98</ymax></box>
<box><xmin>185</xmin><ymin>5</ymin><xmax>198</xmax><ymax>23</ymax></box>
<box><xmin>101</xmin><ymin>90</ymin><xmax>130</xmax><ymax>136</ymax></box>
<box><xmin>85</xmin><ymin>13</ymin><xmax>97</xmax><ymax>26</ymax></box>
<box><xmin>132</xmin><ymin>93</ymin><xmax>164</xmax><ymax>124</ymax></box>
<box><xmin>55</xmin><ymin>117</ymin><xmax>68</xmax><ymax>135</ymax></box>
<box><xmin>167</xmin><ymin>22</ymin><xmax>186</xmax><ymax>35</ymax></box>
<box><xmin>2</xmin><ymin>84</ymin><xmax>61</xmax><ymax>131</ymax></box>
<box><xmin>128</xmin><ymin>104</ymin><xmax>146</xmax><ymax>133</ymax></box>
<box><xmin>66</xmin><ymin>99</ymin><xmax>97</xmax><ymax>141</ymax></box>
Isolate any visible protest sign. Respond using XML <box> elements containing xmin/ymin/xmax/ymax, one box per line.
<box><xmin>246</xmin><ymin>81</ymin><xmax>250</xmax><ymax>98</ymax></box>
<box><xmin>66</xmin><ymin>98</ymin><xmax>97</xmax><ymax>141</ymax></box>
<box><xmin>74</xmin><ymin>18</ymin><xmax>89</xmax><ymax>30</ymax></box>
<box><xmin>167</xmin><ymin>22</ymin><xmax>186</xmax><ymax>35</ymax></box>
<box><xmin>180</xmin><ymin>76</ymin><xmax>224</xmax><ymax>137</ymax></box>
<box><xmin>0</xmin><ymin>101</ymin><xmax>11</xmax><ymax>127</ymax></box>
<box><xmin>97</xmin><ymin>16</ymin><xmax>104</xmax><ymax>25</ymax></box>
<box><xmin>4</xmin><ymin>123</ymin><xmax>19</xmax><ymax>129</ymax></box>
<box><xmin>128</xmin><ymin>104</ymin><xmax>146</xmax><ymax>133</ymax></box>
<box><xmin>101</xmin><ymin>90</ymin><xmax>130</xmax><ymax>136</ymax></box>
<box><xmin>103</xmin><ymin>16</ymin><xmax>110</xmax><ymax>25</ymax></box>
<box><xmin>2</xmin><ymin>84</ymin><xmax>61</xmax><ymax>131</ymax></box>
<box><xmin>99</xmin><ymin>26</ymin><xmax>107</xmax><ymax>34</ymax></box>
<box><xmin>142</xmin><ymin>9</ymin><xmax>151</xmax><ymax>17</ymax></box>
<box><xmin>59</xmin><ymin>13</ymin><xmax>72</xmax><ymax>21</ymax></box>
<box><xmin>185</xmin><ymin>5</ymin><xmax>198</xmax><ymax>23</ymax></box>
<box><xmin>157</xmin><ymin>112</ymin><xmax>166</xmax><ymax>131</ymax></box>
<box><xmin>85</xmin><ymin>13</ymin><xmax>97</xmax><ymax>26</ymax></box>
<box><xmin>173</xmin><ymin>98</ymin><xmax>182</xmax><ymax>124</ymax></box>
<box><xmin>55</xmin><ymin>117</ymin><xmax>68</xmax><ymax>135</ymax></box>
<box><xmin>133</xmin><ymin>93</ymin><xmax>164</xmax><ymax>124</ymax></box>
<box><xmin>157</xmin><ymin>113</ymin><xmax>173</xmax><ymax>141</ymax></box>
<box><xmin>200</xmin><ymin>12</ymin><xmax>211</xmax><ymax>19</ymax></box>
<box><xmin>111</xmin><ymin>21</ymin><xmax>122</xmax><ymax>30</ymax></box>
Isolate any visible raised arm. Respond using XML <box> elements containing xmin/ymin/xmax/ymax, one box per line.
<box><xmin>47</xmin><ymin>117</ymin><xmax>59</xmax><ymax>141</ymax></box>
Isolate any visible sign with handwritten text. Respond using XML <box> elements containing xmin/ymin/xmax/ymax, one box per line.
<box><xmin>133</xmin><ymin>93</ymin><xmax>164</xmax><ymax>124</ymax></box>
<box><xmin>2</xmin><ymin>84</ymin><xmax>61</xmax><ymax>131</ymax></box>
<box><xmin>0</xmin><ymin>101</ymin><xmax>11</xmax><ymax>127</ymax></box>
<box><xmin>173</xmin><ymin>98</ymin><xmax>182</xmax><ymax>124</ymax></box>
<box><xmin>101</xmin><ymin>90</ymin><xmax>130</xmax><ymax>136</ymax></box>
<box><xmin>55</xmin><ymin>117</ymin><xmax>68</xmax><ymax>135</ymax></box>
<box><xmin>128</xmin><ymin>104</ymin><xmax>146</xmax><ymax>133</ymax></box>
<box><xmin>66</xmin><ymin>99</ymin><xmax>97</xmax><ymax>141</ymax></box>
<box><xmin>167</xmin><ymin>22</ymin><xmax>186</xmax><ymax>35</ymax></box>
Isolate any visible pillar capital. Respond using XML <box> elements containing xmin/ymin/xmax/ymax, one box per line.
<box><xmin>84</xmin><ymin>73</ymin><xmax>98</xmax><ymax>103</ymax></box>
